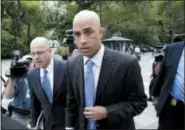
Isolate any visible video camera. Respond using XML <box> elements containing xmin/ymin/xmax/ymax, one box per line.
<box><xmin>6</xmin><ymin>54</ymin><xmax>31</xmax><ymax>78</ymax></box>
<box><xmin>62</xmin><ymin>29</ymin><xmax>76</xmax><ymax>55</ymax></box>
<box><xmin>63</xmin><ymin>29</ymin><xmax>74</xmax><ymax>45</ymax></box>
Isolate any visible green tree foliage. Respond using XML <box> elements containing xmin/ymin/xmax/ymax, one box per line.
<box><xmin>153</xmin><ymin>1</ymin><xmax>184</xmax><ymax>43</ymax></box>
<box><xmin>2</xmin><ymin>1</ymin><xmax>184</xmax><ymax>58</ymax></box>
<box><xmin>1</xmin><ymin>1</ymin><xmax>47</xmax><ymax>58</ymax></box>
<box><xmin>50</xmin><ymin>1</ymin><xmax>183</xmax><ymax>45</ymax></box>
<box><xmin>100</xmin><ymin>1</ymin><xmax>184</xmax><ymax>45</ymax></box>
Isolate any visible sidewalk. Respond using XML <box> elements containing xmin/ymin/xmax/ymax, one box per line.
<box><xmin>134</xmin><ymin>101</ymin><xmax>158</xmax><ymax>129</ymax></box>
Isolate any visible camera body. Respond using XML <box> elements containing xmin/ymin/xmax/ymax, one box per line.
<box><xmin>63</xmin><ymin>29</ymin><xmax>74</xmax><ymax>45</ymax></box>
<box><xmin>63</xmin><ymin>29</ymin><xmax>76</xmax><ymax>55</ymax></box>
<box><xmin>6</xmin><ymin>55</ymin><xmax>30</xmax><ymax>78</ymax></box>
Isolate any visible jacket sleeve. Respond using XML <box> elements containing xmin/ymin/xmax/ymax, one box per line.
<box><xmin>27</xmin><ymin>74</ymin><xmax>41</xmax><ymax>127</ymax></box>
<box><xmin>106</xmin><ymin>58</ymin><xmax>147</xmax><ymax>123</ymax></box>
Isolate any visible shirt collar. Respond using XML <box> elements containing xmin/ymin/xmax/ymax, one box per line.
<box><xmin>83</xmin><ymin>44</ymin><xmax>105</xmax><ymax>67</ymax></box>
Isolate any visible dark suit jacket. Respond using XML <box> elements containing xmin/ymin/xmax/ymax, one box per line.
<box><xmin>27</xmin><ymin>58</ymin><xmax>67</xmax><ymax>130</ymax></box>
<box><xmin>152</xmin><ymin>41</ymin><xmax>184</xmax><ymax>116</ymax></box>
<box><xmin>66</xmin><ymin>47</ymin><xmax>147</xmax><ymax>130</ymax></box>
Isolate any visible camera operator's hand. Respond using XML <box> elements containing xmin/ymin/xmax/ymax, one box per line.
<box><xmin>5</xmin><ymin>69</ymin><xmax>11</xmax><ymax>78</ymax></box>
<box><xmin>4</xmin><ymin>78</ymin><xmax>14</xmax><ymax>99</ymax></box>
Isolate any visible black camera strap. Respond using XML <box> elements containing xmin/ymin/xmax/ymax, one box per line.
<box><xmin>1</xmin><ymin>76</ymin><xmax>5</xmax><ymax>83</ymax></box>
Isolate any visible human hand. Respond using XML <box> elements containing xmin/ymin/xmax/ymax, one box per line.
<box><xmin>84</xmin><ymin>106</ymin><xmax>107</xmax><ymax>120</ymax></box>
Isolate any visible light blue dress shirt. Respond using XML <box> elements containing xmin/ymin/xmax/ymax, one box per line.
<box><xmin>171</xmin><ymin>49</ymin><xmax>184</xmax><ymax>103</ymax></box>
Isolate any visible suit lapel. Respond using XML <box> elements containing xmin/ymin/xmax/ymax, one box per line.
<box><xmin>95</xmin><ymin>48</ymin><xmax>114</xmax><ymax>104</ymax></box>
<box><xmin>53</xmin><ymin>58</ymin><xmax>64</xmax><ymax>102</ymax></box>
<box><xmin>171</xmin><ymin>42</ymin><xmax>184</xmax><ymax>79</ymax></box>
<box><xmin>76</xmin><ymin>56</ymin><xmax>85</xmax><ymax>107</ymax></box>
<box><xmin>33</xmin><ymin>68</ymin><xmax>50</xmax><ymax>105</ymax></box>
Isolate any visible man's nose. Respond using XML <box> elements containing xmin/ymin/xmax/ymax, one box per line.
<box><xmin>34</xmin><ymin>54</ymin><xmax>39</xmax><ymax>59</ymax></box>
<box><xmin>80</xmin><ymin>35</ymin><xmax>87</xmax><ymax>45</ymax></box>
<box><xmin>33</xmin><ymin>54</ymin><xmax>39</xmax><ymax>61</ymax></box>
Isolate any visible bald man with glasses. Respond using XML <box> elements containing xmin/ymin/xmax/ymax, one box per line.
<box><xmin>27</xmin><ymin>37</ymin><xmax>67</xmax><ymax>130</ymax></box>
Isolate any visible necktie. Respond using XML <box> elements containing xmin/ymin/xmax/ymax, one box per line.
<box><xmin>84</xmin><ymin>60</ymin><xmax>96</xmax><ymax>130</ymax></box>
<box><xmin>42</xmin><ymin>69</ymin><xmax>53</xmax><ymax>103</ymax></box>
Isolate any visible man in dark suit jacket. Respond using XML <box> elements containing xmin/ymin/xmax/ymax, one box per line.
<box><xmin>66</xmin><ymin>10</ymin><xmax>147</xmax><ymax>130</ymax></box>
<box><xmin>152</xmin><ymin>41</ymin><xmax>184</xmax><ymax>129</ymax></box>
<box><xmin>27</xmin><ymin>37</ymin><xmax>67</xmax><ymax>130</ymax></box>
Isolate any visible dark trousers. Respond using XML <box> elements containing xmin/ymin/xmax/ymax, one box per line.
<box><xmin>51</xmin><ymin>125</ymin><xmax>65</xmax><ymax>130</ymax></box>
<box><xmin>158</xmin><ymin>95</ymin><xmax>184</xmax><ymax>130</ymax></box>
<box><xmin>43</xmin><ymin>121</ymin><xmax>64</xmax><ymax>130</ymax></box>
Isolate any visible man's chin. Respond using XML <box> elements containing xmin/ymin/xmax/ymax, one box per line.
<box><xmin>82</xmin><ymin>52</ymin><xmax>93</xmax><ymax>58</ymax></box>
<box><xmin>35</xmin><ymin>64</ymin><xmax>43</xmax><ymax>68</ymax></box>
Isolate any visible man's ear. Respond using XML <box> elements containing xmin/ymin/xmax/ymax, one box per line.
<box><xmin>100</xmin><ymin>27</ymin><xmax>105</xmax><ymax>38</ymax></box>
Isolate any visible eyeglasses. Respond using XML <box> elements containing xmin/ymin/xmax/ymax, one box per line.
<box><xmin>31</xmin><ymin>49</ymin><xmax>48</xmax><ymax>56</ymax></box>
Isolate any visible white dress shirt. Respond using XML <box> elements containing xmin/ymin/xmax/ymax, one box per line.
<box><xmin>83</xmin><ymin>44</ymin><xmax>105</xmax><ymax>97</ymax></box>
<box><xmin>40</xmin><ymin>58</ymin><xmax>54</xmax><ymax>93</ymax></box>
<box><xmin>25</xmin><ymin>79</ymin><xmax>30</xmax><ymax>98</ymax></box>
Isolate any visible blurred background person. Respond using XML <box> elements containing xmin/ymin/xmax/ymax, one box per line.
<box><xmin>148</xmin><ymin>53</ymin><xmax>164</xmax><ymax>101</ymax></box>
<box><xmin>134</xmin><ymin>45</ymin><xmax>141</xmax><ymax>60</ymax></box>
